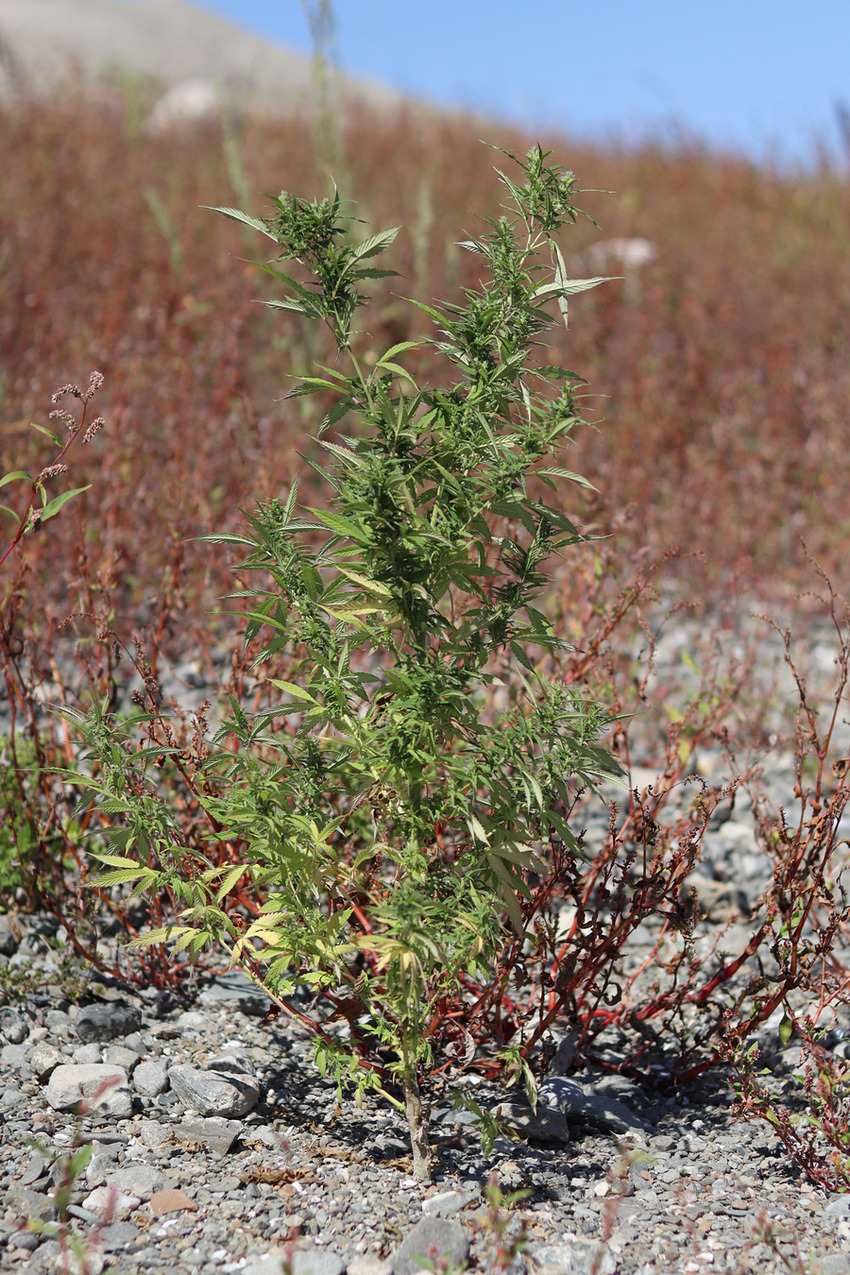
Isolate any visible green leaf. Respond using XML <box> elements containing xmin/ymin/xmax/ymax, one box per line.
<box><xmin>350</xmin><ymin>226</ymin><xmax>401</xmax><ymax>261</ymax></box>
<box><xmin>0</xmin><ymin>471</ymin><xmax>32</xmax><ymax>488</ymax></box>
<box><xmin>778</xmin><ymin>1010</ymin><xmax>794</xmax><ymax>1046</ymax></box>
<box><xmin>41</xmin><ymin>486</ymin><xmax>91</xmax><ymax>521</ymax></box>
<box><xmin>204</xmin><ymin>206</ymin><xmax>279</xmax><ymax>240</ymax></box>
<box><xmin>29</xmin><ymin>423</ymin><xmax>62</xmax><ymax>445</ymax></box>
<box><xmin>266</xmin><ymin>679</ymin><xmax>318</xmax><ymax>703</ymax></box>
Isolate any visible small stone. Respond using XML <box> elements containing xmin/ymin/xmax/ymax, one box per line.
<box><xmin>168</xmin><ymin>1064</ymin><xmax>259</xmax><ymax>1118</ymax></box>
<box><xmin>347</xmin><ymin>1259</ymin><xmax>392</xmax><ymax>1275</ymax></box>
<box><xmin>0</xmin><ymin>916</ymin><xmax>20</xmax><ymax>956</ymax></box>
<box><xmin>138</xmin><ymin>1119</ymin><xmax>170</xmax><ymax>1149</ymax></box>
<box><xmin>0</xmin><ymin>1006</ymin><xmax>27</xmax><ymax>1043</ymax></box>
<box><xmin>0</xmin><ymin>1043</ymin><xmax>29</xmax><ymax>1069</ymax></box>
<box><xmin>422</xmin><ymin>1190</ymin><xmax>474</xmax><ymax>1217</ymax></box>
<box><xmin>83</xmin><ymin>1186</ymin><xmax>141</xmax><ymax>1221</ymax></box>
<box><xmin>18</xmin><ymin>1153</ymin><xmax>49</xmax><ymax>1187</ymax></box>
<box><xmin>72</xmin><ymin>1043</ymin><xmax>103</xmax><ymax>1065</ymax></box>
<box><xmin>133</xmin><ymin>1059</ymin><xmax>169</xmax><ymax>1097</ymax></box>
<box><xmin>390</xmin><ymin>1218</ymin><xmax>470</xmax><ymax>1275</ymax></box>
<box><xmin>85</xmin><ymin>1153</ymin><xmax>118</xmax><ymax>1188</ymax></box>
<box><xmin>75</xmin><ymin>1002</ymin><xmax>141</xmax><ymax>1044</ymax></box>
<box><xmin>7</xmin><ymin>1230</ymin><xmax>40</xmax><ymax>1251</ymax></box>
<box><xmin>98</xmin><ymin>1221</ymin><xmax>140</xmax><ymax>1250</ymax></box>
<box><xmin>103</xmin><ymin>1164</ymin><xmax>170</xmax><ymax>1201</ymax></box>
<box><xmin>103</xmin><ymin>1044</ymin><xmax>140</xmax><ymax>1069</ymax></box>
<box><xmin>28</xmin><ymin>1043</ymin><xmax>65</xmax><ymax>1081</ymax></box>
<box><xmin>149</xmin><ymin>1187</ymin><xmax>197</xmax><ymax>1215</ymax></box>
<box><xmin>44</xmin><ymin>1064</ymin><xmax>132</xmax><ymax>1120</ymax></box>
<box><xmin>825</xmin><ymin>1197</ymin><xmax>850</xmax><ymax>1223</ymax></box>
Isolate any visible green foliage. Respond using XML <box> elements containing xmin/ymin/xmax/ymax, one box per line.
<box><xmin>71</xmin><ymin>145</ymin><xmax>618</xmax><ymax>1179</ymax></box>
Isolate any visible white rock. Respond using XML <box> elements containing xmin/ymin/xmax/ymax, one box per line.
<box><xmin>82</xmin><ymin>1185</ymin><xmax>141</xmax><ymax>1222</ymax></box>
<box><xmin>44</xmin><ymin>1064</ymin><xmax>132</xmax><ymax>1119</ymax></box>
<box><xmin>143</xmin><ymin>79</ymin><xmax>219</xmax><ymax>134</ymax></box>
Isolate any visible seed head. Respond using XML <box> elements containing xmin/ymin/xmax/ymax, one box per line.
<box><xmin>83</xmin><ymin>416</ymin><xmax>106</xmax><ymax>443</ymax></box>
<box><xmin>37</xmin><ymin>463</ymin><xmax>68</xmax><ymax>481</ymax></box>
<box><xmin>84</xmin><ymin>371</ymin><xmax>104</xmax><ymax>401</ymax></box>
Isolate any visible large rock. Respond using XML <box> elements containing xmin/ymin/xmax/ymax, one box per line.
<box><xmin>75</xmin><ymin>1002</ymin><xmax>141</xmax><ymax>1044</ymax></box>
<box><xmin>44</xmin><ymin>1064</ymin><xmax>132</xmax><ymax>1119</ymax></box>
<box><xmin>167</xmin><ymin>1064</ymin><xmax>259</xmax><ymax>1118</ymax></box>
<box><xmin>390</xmin><ymin>1219</ymin><xmax>470</xmax><ymax>1275</ymax></box>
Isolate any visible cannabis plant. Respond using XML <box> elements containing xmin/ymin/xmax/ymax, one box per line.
<box><xmin>80</xmin><ymin>146</ymin><xmax>618</xmax><ymax>1179</ymax></box>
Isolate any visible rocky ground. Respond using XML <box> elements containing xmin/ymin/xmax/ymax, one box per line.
<box><xmin>2</xmin><ymin>893</ymin><xmax>850</xmax><ymax>1275</ymax></box>
<box><xmin>3</xmin><ymin>608</ymin><xmax>850</xmax><ymax>1274</ymax></box>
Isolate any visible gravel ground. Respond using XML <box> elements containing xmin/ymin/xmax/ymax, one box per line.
<box><xmin>2</xmin><ymin>917</ymin><xmax>850</xmax><ymax>1275</ymax></box>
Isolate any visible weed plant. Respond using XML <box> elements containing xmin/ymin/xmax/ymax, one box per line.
<box><xmin>66</xmin><ymin>146</ymin><xmax>623</xmax><ymax>1179</ymax></box>
<box><xmin>5</xmin><ymin>88</ymin><xmax>850</xmax><ymax>1192</ymax></box>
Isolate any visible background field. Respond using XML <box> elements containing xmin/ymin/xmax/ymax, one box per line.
<box><xmin>2</xmin><ymin>84</ymin><xmax>850</xmax><ymax>653</ymax></box>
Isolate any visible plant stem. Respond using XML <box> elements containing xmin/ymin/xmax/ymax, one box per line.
<box><xmin>401</xmin><ymin>1033</ymin><xmax>432</xmax><ymax>1182</ymax></box>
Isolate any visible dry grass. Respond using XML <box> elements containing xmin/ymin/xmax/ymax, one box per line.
<box><xmin>2</xmin><ymin>86</ymin><xmax>850</xmax><ymax>644</ymax></box>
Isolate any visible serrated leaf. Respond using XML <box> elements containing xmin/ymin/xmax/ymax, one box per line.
<box><xmin>350</xmin><ymin>226</ymin><xmax>401</xmax><ymax>261</ymax></box>
<box><xmin>266</xmin><ymin>679</ymin><xmax>317</xmax><ymax>703</ymax></box>
<box><xmin>204</xmin><ymin>205</ymin><xmax>278</xmax><ymax>240</ymax></box>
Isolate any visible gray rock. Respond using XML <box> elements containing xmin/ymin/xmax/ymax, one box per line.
<box><xmin>491</xmin><ymin>1096</ymin><xmax>571</xmax><ymax>1144</ymax></box>
<box><xmin>539</xmin><ymin>1077</ymin><xmax>645</xmax><ymax>1137</ymax></box>
<box><xmin>422</xmin><ymin>1189</ymin><xmax>476</xmax><ymax>1217</ymax></box>
<box><xmin>103</xmin><ymin>1044</ymin><xmax>140</xmax><ymax>1070</ymax></box>
<box><xmin>86</xmin><ymin>1153</ymin><xmax>119</xmax><ymax>1188</ymax></box>
<box><xmin>44</xmin><ymin>1063</ymin><xmax>132</xmax><ymax>1119</ymax></box>
<box><xmin>0</xmin><ymin>1006</ymin><xmax>27</xmax><ymax>1043</ymax></box>
<box><xmin>7</xmin><ymin>1230</ymin><xmax>40</xmax><ymax>1251</ymax></box>
<box><xmin>391</xmin><ymin>1218</ymin><xmax>470</xmax><ymax>1275</ymax></box>
<box><xmin>18</xmin><ymin>1153</ymin><xmax>49</xmax><ymax>1187</ymax></box>
<box><xmin>72</xmin><ymin>1043</ymin><xmax>103</xmax><ymax>1065</ymax></box>
<box><xmin>175</xmin><ymin>1115</ymin><xmax>242</xmax><ymax>1155</ymax></box>
<box><xmin>137</xmin><ymin>1119</ymin><xmax>170</xmax><ymax>1149</ymax></box>
<box><xmin>206</xmin><ymin>1047</ymin><xmax>256</xmax><ymax>1076</ymax></box>
<box><xmin>289</xmin><ymin>1249</ymin><xmax>345</xmax><ymax>1275</ymax></box>
<box><xmin>5</xmin><ymin>1184</ymin><xmax>56</xmax><ymax>1223</ymax></box>
<box><xmin>103</xmin><ymin>1164</ymin><xmax>170</xmax><ymax>1201</ymax></box>
<box><xmin>198</xmin><ymin>970</ymin><xmax>270</xmax><ymax>1017</ymax></box>
<box><xmin>133</xmin><ymin>1059</ymin><xmax>169</xmax><ymax>1096</ymax></box>
<box><xmin>168</xmin><ymin>1064</ymin><xmax>259</xmax><ymax>1118</ymax></box>
<box><xmin>75</xmin><ymin>1001</ymin><xmax>141</xmax><ymax>1043</ymax></box>
<box><xmin>28</xmin><ymin>1043</ymin><xmax>65</xmax><ymax>1081</ymax></box>
<box><xmin>0</xmin><ymin>916</ymin><xmax>20</xmax><ymax>956</ymax></box>
<box><xmin>98</xmin><ymin>1221</ymin><xmax>141</xmax><ymax>1250</ymax></box>
<box><xmin>0</xmin><ymin>1043</ymin><xmax>29</xmax><ymax>1069</ymax></box>
<box><xmin>825</xmin><ymin>1196</ymin><xmax>850</xmax><ymax>1223</ymax></box>
<box><xmin>527</xmin><ymin>1242</ymin><xmax>618</xmax><ymax>1275</ymax></box>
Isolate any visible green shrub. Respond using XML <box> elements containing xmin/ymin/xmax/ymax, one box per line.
<box><xmin>72</xmin><ymin>145</ymin><xmax>619</xmax><ymax>1180</ymax></box>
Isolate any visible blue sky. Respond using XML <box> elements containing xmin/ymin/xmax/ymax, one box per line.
<box><xmin>180</xmin><ymin>1</ymin><xmax>848</xmax><ymax>165</ymax></box>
